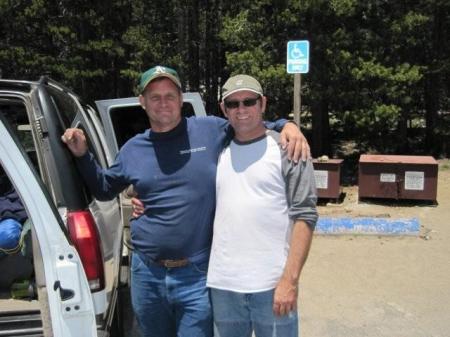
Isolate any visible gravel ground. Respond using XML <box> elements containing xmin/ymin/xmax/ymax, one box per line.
<box><xmin>299</xmin><ymin>162</ymin><xmax>450</xmax><ymax>337</ymax></box>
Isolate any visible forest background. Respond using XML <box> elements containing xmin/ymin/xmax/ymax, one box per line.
<box><xmin>1</xmin><ymin>0</ymin><xmax>449</xmax><ymax>161</ymax></box>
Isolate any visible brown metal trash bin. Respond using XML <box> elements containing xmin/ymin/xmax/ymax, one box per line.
<box><xmin>358</xmin><ymin>155</ymin><xmax>438</xmax><ymax>202</ymax></box>
<box><xmin>312</xmin><ymin>159</ymin><xmax>343</xmax><ymax>200</ymax></box>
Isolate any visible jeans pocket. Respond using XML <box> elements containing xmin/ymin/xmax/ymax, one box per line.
<box><xmin>131</xmin><ymin>253</ymin><xmax>146</xmax><ymax>272</ymax></box>
<box><xmin>191</xmin><ymin>261</ymin><xmax>209</xmax><ymax>274</ymax></box>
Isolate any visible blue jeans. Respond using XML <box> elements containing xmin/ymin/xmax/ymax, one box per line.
<box><xmin>131</xmin><ymin>253</ymin><xmax>213</xmax><ymax>337</ymax></box>
<box><xmin>210</xmin><ymin>288</ymin><xmax>298</xmax><ymax>337</ymax></box>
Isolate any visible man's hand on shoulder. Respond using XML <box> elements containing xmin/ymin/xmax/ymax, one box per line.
<box><xmin>279</xmin><ymin>122</ymin><xmax>311</xmax><ymax>163</ymax></box>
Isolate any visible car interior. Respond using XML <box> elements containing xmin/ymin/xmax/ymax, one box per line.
<box><xmin>0</xmin><ymin>164</ymin><xmax>35</xmax><ymax>298</ymax></box>
<box><xmin>0</xmin><ymin>100</ymin><xmax>39</xmax><ymax>304</ymax></box>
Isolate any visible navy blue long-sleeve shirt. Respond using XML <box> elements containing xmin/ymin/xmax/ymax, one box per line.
<box><xmin>77</xmin><ymin>116</ymin><xmax>285</xmax><ymax>261</ymax></box>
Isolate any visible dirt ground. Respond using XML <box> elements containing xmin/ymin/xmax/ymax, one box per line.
<box><xmin>299</xmin><ymin>160</ymin><xmax>450</xmax><ymax>337</ymax></box>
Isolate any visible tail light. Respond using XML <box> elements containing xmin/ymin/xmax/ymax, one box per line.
<box><xmin>67</xmin><ymin>210</ymin><xmax>105</xmax><ymax>292</ymax></box>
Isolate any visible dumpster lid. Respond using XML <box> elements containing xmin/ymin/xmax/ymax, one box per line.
<box><xmin>312</xmin><ymin>159</ymin><xmax>344</xmax><ymax>164</ymax></box>
<box><xmin>359</xmin><ymin>155</ymin><xmax>437</xmax><ymax>165</ymax></box>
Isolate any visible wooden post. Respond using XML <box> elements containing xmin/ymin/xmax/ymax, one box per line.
<box><xmin>293</xmin><ymin>73</ymin><xmax>301</xmax><ymax>126</ymax></box>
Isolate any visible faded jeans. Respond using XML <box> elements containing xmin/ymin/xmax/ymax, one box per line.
<box><xmin>131</xmin><ymin>253</ymin><xmax>213</xmax><ymax>337</ymax></box>
<box><xmin>210</xmin><ymin>288</ymin><xmax>298</xmax><ymax>337</ymax></box>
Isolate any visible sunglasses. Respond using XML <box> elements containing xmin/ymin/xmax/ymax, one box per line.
<box><xmin>224</xmin><ymin>96</ymin><xmax>260</xmax><ymax>109</ymax></box>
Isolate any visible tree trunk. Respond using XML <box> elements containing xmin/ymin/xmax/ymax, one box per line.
<box><xmin>424</xmin><ymin>75</ymin><xmax>439</xmax><ymax>155</ymax></box>
<box><xmin>311</xmin><ymin>99</ymin><xmax>330</xmax><ymax>158</ymax></box>
<box><xmin>204</xmin><ymin>0</ymin><xmax>222</xmax><ymax>116</ymax></box>
<box><xmin>397</xmin><ymin>110</ymin><xmax>409</xmax><ymax>153</ymax></box>
<box><xmin>187</xmin><ymin>0</ymin><xmax>200</xmax><ymax>91</ymax></box>
<box><xmin>424</xmin><ymin>5</ymin><xmax>446</xmax><ymax>156</ymax></box>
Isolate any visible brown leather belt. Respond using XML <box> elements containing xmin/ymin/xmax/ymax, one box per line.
<box><xmin>156</xmin><ymin>258</ymin><xmax>190</xmax><ymax>268</ymax></box>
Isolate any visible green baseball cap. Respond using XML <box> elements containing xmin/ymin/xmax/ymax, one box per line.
<box><xmin>221</xmin><ymin>74</ymin><xmax>263</xmax><ymax>100</ymax></box>
<box><xmin>139</xmin><ymin>65</ymin><xmax>182</xmax><ymax>93</ymax></box>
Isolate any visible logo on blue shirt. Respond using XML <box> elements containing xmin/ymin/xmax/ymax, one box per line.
<box><xmin>179</xmin><ymin>146</ymin><xmax>206</xmax><ymax>155</ymax></box>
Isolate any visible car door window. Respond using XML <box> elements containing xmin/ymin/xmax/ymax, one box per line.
<box><xmin>110</xmin><ymin>102</ymin><xmax>196</xmax><ymax>149</ymax></box>
<box><xmin>45</xmin><ymin>85</ymin><xmax>107</xmax><ymax>168</ymax></box>
<box><xmin>181</xmin><ymin>102</ymin><xmax>195</xmax><ymax>118</ymax></box>
<box><xmin>45</xmin><ymin>85</ymin><xmax>78</xmax><ymax>127</ymax></box>
<box><xmin>0</xmin><ymin>97</ymin><xmax>40</xmax><ymax>171</ymax></box>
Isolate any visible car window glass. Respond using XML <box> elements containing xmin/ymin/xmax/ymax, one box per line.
<box><xmin>40</xmin><ymin>87</ymin><xmax>105</xmax><ymax>206</ymax></box>
<box><xmin>46</xmin><ymin>86</ymin><xmax>78</xmax><ymax>128</ymax></box>
<box><xmin>111</xmin><ymin>102</ymin><xmax>195</xmax><ymax>149</ymax></box>
<box><xmin>0</xmin><ymin>99</ymin><xmax>39</xmax><ymax>171</ymax></box>
<box><xmin>182</xmin><ymin>102</ymin><xmax>195</xmax><ymax>118</ymax></box>
<box><xmin>46</xmin><ymin>86</ymin><xmax>106</xmax><ymax>169</ymax></box>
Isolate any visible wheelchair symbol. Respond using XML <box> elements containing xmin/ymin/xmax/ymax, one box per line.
<box><xmin>290</xmin><ymin>44</ymin><xmax>304</xmax><ymax>59</ymax></box>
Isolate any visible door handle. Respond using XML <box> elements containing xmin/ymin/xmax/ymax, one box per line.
<box><xmin>53</xmin><ymin>281</ymin><xmax>75</xmax><ymax>301</ymax></box>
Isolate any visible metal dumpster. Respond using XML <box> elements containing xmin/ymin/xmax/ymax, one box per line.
<box><xmin>358</xmin><ymin>155</ymin><xmax>438</xmax><ymax>202</ymax></box>
<box><xmin>312</xmin><ymin>159</ymin><xmax>343</xmax><ymax>200</ymax></box>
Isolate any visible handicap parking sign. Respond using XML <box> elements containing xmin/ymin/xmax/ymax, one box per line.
<box><xmin>287</xmin><ymin>40</ymin><xmax>310</xmax><ymax>74</ymax></box>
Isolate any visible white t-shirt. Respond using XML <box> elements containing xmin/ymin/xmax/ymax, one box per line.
<box><xmin>206</xmin><ymin>130</ymin><xmax>317</xmax><ymax>293</ymax></box>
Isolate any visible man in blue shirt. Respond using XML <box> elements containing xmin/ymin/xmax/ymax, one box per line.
<box><xmin>62</xmin><ymin>66</ymin><xmax>309</xmax><ymax>337</ymax></box>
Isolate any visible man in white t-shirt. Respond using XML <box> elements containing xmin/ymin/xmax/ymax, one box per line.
<box><xmin>207</xmin><ymin>75</ymin><xmax>318</xmax><ymax>337</ymax></box>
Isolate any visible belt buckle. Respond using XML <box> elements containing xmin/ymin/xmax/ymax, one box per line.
<box><xmin>162</xmin><ymin>259</ymin><xmax>189</xmax><ymax>268</ymax></box>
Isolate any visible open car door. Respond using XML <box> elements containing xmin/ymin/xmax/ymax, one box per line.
<box><xmin>0</xmin><ymin>116</ymin><xmax>97</xmax><ymax>337</ymax></box>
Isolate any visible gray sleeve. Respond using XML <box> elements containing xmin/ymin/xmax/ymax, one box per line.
<box><xmin>267</xmin><ymin>131</ymin><xmax>318</xmax><ymax>229</ymax></box>
<box><xmin>284</xmin><ymin>158</ymin><xmax>318</xmax><ymax>229</ymax></box>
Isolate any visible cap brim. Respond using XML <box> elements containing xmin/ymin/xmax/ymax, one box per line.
<box><xmin>222</xmin><ymin>88</ymin><xmax>263</xmax><ymax>100</ymax></box>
